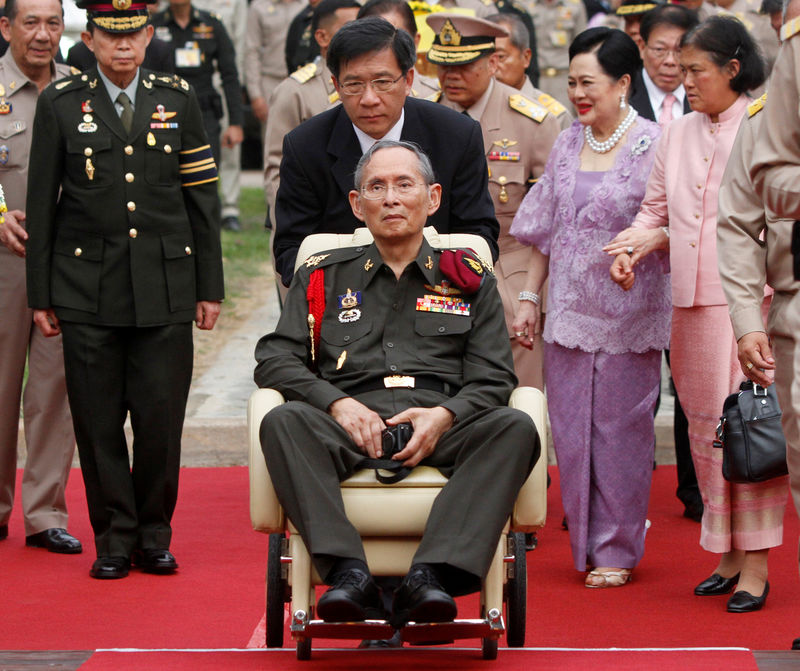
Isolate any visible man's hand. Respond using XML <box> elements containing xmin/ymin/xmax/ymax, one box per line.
<box><xmin>329</xmin><ymin>397</ymin><xmax>386</xmax><ymax>458</ymax></box>
<box><xmin>737</xmin><ymin>331</ymin><xmax>775</xmax><ymax>387</ymax></box>
<box><xmin>195</xmin><ymin>301</ymin><xmax>221</xmax><ymax>330</ymax></box>
<box><xmin>250</xmin><ymin>97</ymin><xmax>268</xmax><ymax>122</ymax></box>
<box><xmin>33</xmin><ymin>308</ymin><xmax>60</xmax><ymax>337</ymax></box>
<box><xmin>385</xmin><ymin>406</ymin><xmax>455</xmax><ymax>468</ymax></box>
<box><xmin>221</xmin><ymin>124</ymin><xmax>244</xmax><ymax>148</ymax></box>
<box><xmin>0</xmin><ymin>210</ymin><xmax>28</xmax><ymax>257</ymax></box>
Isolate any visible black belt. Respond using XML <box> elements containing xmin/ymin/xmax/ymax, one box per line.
<box><xmin>348</xmin><ymin>375</ymin><xmax>460</xmax><ymax>397</ymax></box>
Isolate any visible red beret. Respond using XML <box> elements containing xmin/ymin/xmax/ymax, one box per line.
<box><xmin>439</xmin><ymin>250</ymin><xmax>486</xmax><ymax>294</ymax></box>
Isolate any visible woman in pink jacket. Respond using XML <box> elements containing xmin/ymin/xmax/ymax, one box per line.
<box><xmin>607</xmin><ymin>16</ymin><xmax>787</xmax><ymax>613</ymax></box>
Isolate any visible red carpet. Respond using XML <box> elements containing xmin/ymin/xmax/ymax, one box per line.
<box><xmin>2</xmin><ymin>465</ymin><xmax>798</xmax><ymax>659</ymax></box>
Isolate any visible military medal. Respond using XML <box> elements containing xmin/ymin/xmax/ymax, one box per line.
<box><xmin>85</xmin><ymin>158</ymin><xmax>95</xmax><ymax>181</ymax></box>
<box><xmin>337</xmin><ymin>288</ymin><xmax>361</xmax><ymax>309</ymax></box>
<box><xmin>83</xmin><ymin>114</ymin><xmax>93</xmax><ymax>123</ymax></box>
<box><xmin>498</xmin><ymin>176</ymin><xmax>509</xmax><ymax>204</ymax></box>
<box><xmin>0</xmin><ymin>100</ymin><xmax>11</xmax><ymax>115</ymax></box>
<box><xmin>416</xmin><ymin>295</ymin><xmax>470</xmax><ymax>316</ymax></box>
<box><xmin>488</xmin><ymin>150</ymin><xmax>520</xmax><ymax>162</ymax></box>
<box><xmin>78</xmin><ymin>122</ymin><xmax>98</xmax><ymax>133</ymax></box>
<box><xmin>151</xmin><ymin>104</ymin><xmax>178</xmax><ymax>129</ymax></box>
<box><xmin>81</xmin><ymin>100</ymin><xmax>93</xmax><ymax>114</ymax></box>
<box><xmin>0</xmin><ymin>145</ymin><xmax>8</xmax><ymax>166</ymax></box>
<box><xmin>494</xmin><ymin>138</ymin><xmax>517</xmax><ymax>149</ymax></box>
<box><xmin>338</xmin><ymin>308</ymin><xmax>361</xmax><ymax>323</ymax></box>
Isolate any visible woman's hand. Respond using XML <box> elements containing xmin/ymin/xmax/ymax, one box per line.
<box><xmin>610</xmin><ymin>253</ymin><xmax>635</xmax><ymax>290</ymax></box>
<box><xmin>512</xmin><ymin>300</ymin><xmax>541</xmax><ymax>350</ymax></box>
<box><xmin>603</xmin><ymin>226</ymin><xmax>667</xmax><ymax>265</ymax></box>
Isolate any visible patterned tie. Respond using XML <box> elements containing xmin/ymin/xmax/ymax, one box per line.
<box><xmin>116</xmin><ymin>92</ymin><xmax>134</xmax><ymax>133</ymax></box>
<box><xmin>659</xmin><ymin>93</ymin><xmax>677</xmax><ymax>128</ymax></box>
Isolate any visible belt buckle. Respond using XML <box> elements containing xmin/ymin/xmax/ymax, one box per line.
<box><xmin>384</xmin><ymin>375</ymin><xmax>415</xmax><ymax>389</ymax></box>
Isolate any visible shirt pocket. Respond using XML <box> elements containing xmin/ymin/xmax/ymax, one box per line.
<box><xmin>488</xmin><ymin>164</ymin><xmax>528</xmax><ymax>217</ymax></box>
<box><xmin>51</xmin><ymin>232</ymin><xmax>104</xmax><ymax>313</ymax></box>
<box><xmin>145</xmin><ymin>131</ymin><xmax>182</xmax><ymax>186</ymax></box>
<box><xmin>162</xmin><ymin>231</ymin><xmax>197</xmax><ymax>312</ymax></box>
<box><xmin>414</xmin><ymin>311</ymin><xmax>472</xmax><ymax>366</ymax></box>
<box><xmin>66</xmin><ymin>136</ymin><xmax>113</xmax><ymax>189</ymax></box>
<box><xmin>0</xmin><ymin>119</ymin><xmax>28</xmax><ymax>171</ymax></box>
<box><xmin>320</xmin><ymin>318</ymin><xmax>373</xmax><ymax>371</ymax></box>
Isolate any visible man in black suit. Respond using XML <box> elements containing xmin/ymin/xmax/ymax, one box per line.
<box><xmin>628</xmin><ymin>4</ymin><xmax>697</xmax><ymax>124</ymax></box>
<box><xmin>272</xmin><ymin>17</ymin><xmax>499</xmax><ymax>286</ymax></box>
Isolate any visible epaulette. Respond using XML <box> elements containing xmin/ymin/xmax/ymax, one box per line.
<box><xmin>290</xmin><ymin>62</ymin><xmax>317</xmax><ymax>84</ymax></box>
<box><xmin>426</xmin><ymin>90</ymin><xmax>443</xmax><ymax>103</ymax></box>
<box><xmin>298</xmin><ymin>246</ymin><xmax>365</xmax><ymax>274</ymax></box>
<box><xmin>781</xmin><ymin>16</ymin><xmax>800</xmax><ymax>41</ymax></box>
<box><xmin>509</xmin><ymin>93</ymin><xmax>548</xmax><ymax>122</ymax></box>
<box><xmin>748</xmin><ymin>92</ymin><xmax>767</xmax><ymax>117</ymax></box>
<box><xmin>69</xmin><ymin>66</ymin><xmax>81</xmax><ymax>76</ymax></box>
<box><xmin>536</xmin><ymin>92</ymin><xmax>567</xmax><ymax>117</ymax></box>
<box><xmin>150</xmin><ymin>72</ymin><xmax>191</xmax><ymax>93</ymax></box>
<box><xmin>52</xmin><ymin>74</ymin><xmax>88</xmax><ymax>95</ymax></box>
<box><xmin>480</xmin><ymin>0</ymin><xmax>493</xmax><ymax>6</ymax></box>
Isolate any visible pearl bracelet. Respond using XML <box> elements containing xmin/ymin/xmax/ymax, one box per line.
<box><xmin>518</xmin><ymin>291</ymin><xmax>541</xmax><ymax>305</ymax></box>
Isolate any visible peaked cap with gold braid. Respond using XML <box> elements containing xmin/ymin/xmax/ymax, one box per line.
<box><xmin>425</xmin><ymin>13</ymin><xmax>509</xmax><ymax>66</ymax></box>
<box><xmin>75</xmin><ymin>0</ymin><xmax>150</xmax><ymax>33</ymax></box>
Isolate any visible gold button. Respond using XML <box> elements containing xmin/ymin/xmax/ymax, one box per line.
<box><xmin>498</xmin><ymin>175</ymin><xmax>507</xmax><ymax>185</ymax></box>
<box><xmin>703</xmin><ymin>157</ymin><xmax>709</xmax><ymax>162</ymax></box>
<box><xmin>84</xmin><ymin>147</ymin><xmax>93</xmax><ymax>157</ymax></box>
<box><xmin>125</xmin><ymin>173</ymin><xmax>134</xmax><ymax>183</ymax></box>
<box><xmin>127</xmin><ymin>201</ymin><xmax>136</xmax><ymax>212</ymax></box>
<box><xmin>185</xmin><ymin>246</ymin><xmax>192</xmax><ymax>255</ymax></box>
<box><xmin>74</xmin><ymin>247</ymin><xmax>82</xmax><ymax>257</ymax></box>
<box><xmin>690</xmin><ymin>241</ymin><xmax>696</xmax><ymax>247</ymax></box>
<box><xmin>124</xmin><ymin>145</ymin><xmax>133</xmax><ymax>155</ymax></box>
<box><xmin>696</xmin><ymin>184</ymin><xmax>702</xmax><ymax>189</ymax></box>
<box><xmin>164</xmin><ymin>144</ymin><xmax>172</xmax><ymax>154</ymax></box>
<box><xmin>129</xmin><ymin>228</ymin><xmax>137</xmax><ymax>238</ymax></box>
<box><xmin>695</xmin><ymin>214</ymin><xmax>700</xmax><ymax>219</ymax></box>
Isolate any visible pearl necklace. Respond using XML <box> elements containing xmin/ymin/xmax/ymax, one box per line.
<box><xmin>584</xmin><ymin>106</ymin><xmax>638</xmax><ymax>154</ymax></box>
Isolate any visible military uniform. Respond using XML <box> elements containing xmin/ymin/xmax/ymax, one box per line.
<box><xmin>0</xmin><ymin>53</ymin><xmax>76</xmax><ymax>538</ymax></box>
<box><xmin>285</xmin><ymin>3</ymin><xmax>317</xmax><ymax>74</ymax></box>
<box><xmin>494</xmin><ymin>0</ymin><xmax>540</xmax><ymax>87</ymax></box>
<box><xmin>520</xmin><ymin>77</ymin><xmax>573</xmax><ymax>131</ymax></box>
<box><xmin>151</xmin><ymin>6</ymin><xmax>244</xmax><ymax>163</ymax></box>
<box><xmin>25</xmin><ymin>67</ymin><xmax>224</xmax><ymax>558</ymax></box>
<box><xmin>255</xmin><ymin>240</ymin><xmax>539</xmax><ymax>588</ymax></box>
<box><xmin>439</xmin><ymin>0</ymin><xmax>495</xmax><ymax>17</ymax></box>
<box><xmin>714</xmin><ymin>0</ymin><xmax>779</xmax><ymax>79</ymax></box>
<box><xmin>525</xmin><ymin>0</ymin><xmax>586</xmax><ymax>108</ymax></box>
<box><xmin>749</xmin><ymin>22</ymin><xmax>800</xmax><ymax>567</ymax></box>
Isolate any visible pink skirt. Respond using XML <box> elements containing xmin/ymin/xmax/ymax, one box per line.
<box><xmin>670</xmin><ymin>304</ymin><xmax>788</xmax><ymax>553</ymax></box>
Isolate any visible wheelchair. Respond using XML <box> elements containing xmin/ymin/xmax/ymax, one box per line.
<box><xmin>249</xmin><ymin>229</ymin><xmax>549</xmax><ymax>660</ymax></box>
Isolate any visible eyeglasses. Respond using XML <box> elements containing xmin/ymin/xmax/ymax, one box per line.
<box><xmin>339</xmin><ymin>74</ymin><xmax>404</xmax><ymax>96</ymax></box>
<box><xmin>646</xmin><ymin>45</ymin><xmax>681</xmax><ymax>60</ymax></box>
<box><xmin>360</xmin><ymin>180</ymin><xmax>424</xmax><ymax>200</ymax></box>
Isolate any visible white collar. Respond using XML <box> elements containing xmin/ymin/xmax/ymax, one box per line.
<box><xmin>641</xmin><ymin>68</ymin><xmax>685</xmax><ymax>117</ymax></box>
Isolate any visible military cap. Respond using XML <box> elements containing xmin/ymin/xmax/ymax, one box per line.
<box><xmin>425</xmin><ymin>13</ymin><xmax>509</xmax><ymax>66</ymax></box>
<box><xmin>75</xmin><ymin>0</ymin><xmax>150</xmax><ymax>33</ymax></box>
<box><xmin>615</xmin><ymin>0</ymin><xmax>661</xmax><ymax>17</ymax></box>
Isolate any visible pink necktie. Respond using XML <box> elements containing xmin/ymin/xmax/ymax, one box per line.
<box><xmin>659</xmin><ymin>93</ymin><xmax>677</xmax><ymax>128</ymax></box>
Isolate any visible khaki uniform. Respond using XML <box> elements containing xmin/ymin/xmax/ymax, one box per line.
<box><xmin>520</xmin><ymin>77</ymin><xmax>573</xmax><ymax>131</ymax></box>
<box><xmin>749</xmin><ymin>28</ymin><xmax>800</xmax><ymax>562</ymax></box>
<box><xmin>525</xmin><ymin>0</ymin><xmax>586</xmax><ymax>108</ymax></box>
<box><xmin>439</xmin><ymin>79</ymin><xmax>560</xmax><ymax>389</ymax></box>
<box><xmin>0</xmin><ymin>54</ymin><xmax>75</xmax><ymax>537</ymax></box>
<box><xmin>714</xmin><ymin>0</ymin><xmax>779</xmax><ymax>77</ymax></box>
<box><xmin>439</xmin><ymin>0</ymin><xmax>496</xmax><ymax>18</ymax></box>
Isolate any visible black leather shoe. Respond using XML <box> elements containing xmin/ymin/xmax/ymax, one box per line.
<box><xmin>391</xmin><ymin>565</ymin><xmax>457</xmax><ymax>629</ymax></box>
<box><xmin>727</xmin><ymin>582</ymin><xmax>769</xmax><ymax>613</ymax></box>
<box><xmin>0</xmin><ymin>524</ymin><xmax>7</xmax><ymax>540</ymax></box>
<box><xmin>316</xmin><ymin>568</ymin><xmax>385</xmax><ymax>622</ymax></box>
<box><xmin>683</xmin><ymin>503</ymin><xmax>704</xmax><ymax>523</ymax></box>
<box><xmin>221</xmin><ymin>216</ymin><xmax>241</xmax><ymax>232</ymax></box>
<box><xmin>791</xmin><ymin>637</ymin><xmax>800</xmax><ymax>650</ymax></box>
<box><xmin>132</xmin><ymin>549</ymin><xmax>179</xmax><ymax>574</ymax></box>
<box><xmin>694</xmin><ymin>572</ymin><xmax>739</xmax><ymax>596</ymax></box>
<box><xmin>90</xmin><ymin>556</ymin><xmax>130</xmax><ymax>579</ymax></box>
<box><xmin>26</xmin><ymin>528</ymin><xmax>82</xmax><ymax>554</ymax></box>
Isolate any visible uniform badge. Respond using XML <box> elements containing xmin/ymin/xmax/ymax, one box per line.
<box><xmin>89</xmin><ymin>79</ymin><xmax>98</xmax><ymax>89</ymax></box>
<box><xmin>337</xmin><ymin>288</ymin><xmax>361</xmax><ymax>309</ymax></box>
<box><xmin>338</xmin><ymin>308</ymin><xmax>361</xmax><ymax>323</ymax></box>
<box><xmin>424</xmin><ymin>280</ymin><xmax>462</xmax><ymax>296</ymax></box>
<box><xmin>364</xmin><ymin>259</ymin><xmax>374</xmax><ymax>271</ymax></box>
<box><xmin>488</xmin><ymin>150</ymin><xmax>520</xmax><ymax>162</ymax></box>
<box><xmin>112</xmin><ymin>0</ymin><xmax>132</xmax><ymax>9</ymax></box>
<box><xmin>0</xmin><ymin>101</ymin><xmax>11</xmax><ymax>115</ymax></box>
<box><xmin>425</xmin><ymin>256</ymin><xmax>433</xmax><ymax>270</ymax></box>
<box><xmin>83</xmin><ymin>113</ymin><xmax>93</xmax><ymax>123</ymax></box>
<box><xmin>85</xmin><ymin>158</ymin><xmax>95</xmax><ymax>181</ymax></box>
<box><xmin>143</xmin><ymin>79</ymin><xmax>153</xmax><ymax>90</ymax></box>
<box><xmin>305</xmin><ymin>253</ymin><xmax>330</xmax><ymax>268</ymax></box>
<box><xmin>147</xmin><ymin>132</ymin><xmax>156</xmax><ymax>146</ymax></box>
<box><xmin>493</xmin><ymin>138</ymin><xmax>517</xmax><ymax>149</ymax></box>
<box><xmin>152</xmin><ymin>104</ymin><xmax>177</xmax><ymax>121</ymax></box>
<box><xmin>336</xmin><ymin>351</ymin><xmax>347</xmax><ymax>370</ymax></box>
<box><xmin>497</xmin><ymin>175</ymin><xmax>509</xmax><ymax>204</ymax></box>
<box><xmin>78</xmin><ymin>122</ymin><xmax>98</xmax><ymax>133</ymax></box>
<box><xmin>0</xmin><ymin>145</ymin><xmax>8</xmax><ymax>165</ymax></box>
<box><xmin>11</xmin><ymin>120</ymin><xmax>23</xmax><ymax>133</ymax></box>
<box><xmin>416</xmin><ymin>295</ymin><xmax>471</xmax><ymax>316</ymax></box>
<box><xmin>81</xmin><ymin>100</ymin><xmax>93</xmax><ymax>114</ymax></box>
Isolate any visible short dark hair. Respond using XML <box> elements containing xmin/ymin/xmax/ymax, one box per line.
<box><xmin>311</xmin><ymin>0</ymin><xmax>361</xmax><ymax>35</ymax></box>
<box><xmin>681</xmin><ymin>15</ymin><xmax>766</xmax><ymax>93</ymax></box>
<box><xmin>640</xmin><ymin>4</ymin><xmax>699</xmax><ymax>43</ymax></box>
<box><xmin>568</xmin><ymin>27</ymin><xmax>642</xmax><ymax>81</ymax></box>
<box><xmin>759</xmin><ymin>0</ymin><xmax>783</xmax><ymax>12</ymax></box>
<box><xmin>327</xmin><ymin>16</ymin><xmax>416</xmax><ymax>80</ymax></box>
<box><xmin>6</xmin><ymin>0</ymin><xmax>64</xmax><ymax>22</ymax></box>
<box><xmin>485</xmin><ymin>13</ymin><xmax>530</xmax><ymax>52</ymax></box>
<box><xmin>357</xmin><ymin>0</ymin><xmax>417</xmax><ymax>37</ymax></box>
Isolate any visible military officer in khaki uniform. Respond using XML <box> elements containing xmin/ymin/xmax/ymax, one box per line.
<box><xmin>25</xmin><ymin>0</ymin><xmax>224</xmax><ymax>579</ymax></box>
<box><xmin>748</xmin><ymin>18</ymin><xmax>800</xmax><ymax>650</ymax></box>
<box><xmin>713</xmin><ymin>0</ymin><xmax>779</xmax><ymax>77</ymax></box>
<box><xmin>525</xmin><ymin>0</ymin><xmax>586</xmax><ymax>107</ymax></box>
<box><xmin>0</xmin><ymin>0</ymin><xmax>81</xmax><ymax>554</ymax></box>
<box><xmin>426</xmin><ymin>14</ymin><xmax>560</xmax><ymax>389</ymax></box>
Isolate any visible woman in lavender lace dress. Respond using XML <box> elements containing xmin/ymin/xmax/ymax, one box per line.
<box><xmin>510</xmin><ymin>27</ymin><xmax>671</xmax><ymax>587</ymax></box>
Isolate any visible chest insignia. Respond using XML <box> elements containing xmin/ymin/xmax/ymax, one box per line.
<box><xmin>494</xmin><ymin>138</ymin><xmax>517</xmax><ymax>149</ymax></box>
<box><xmin>147</xmin><ymin>132</ymin><xmax>157</xmax><ymax>146</ymax></box>
<box><xmin>488</xmin><ymin>150</ymin><xmax>520</xmax><ymax>162</ymax></box>
<box><xmin>424</xmin><ymin>280</ymin><xmax>462</xmax><ymax>296</ymax></box>
<box><xmin>78</xmin><ymin>122</ymin><xmax>98</xmax><ymax>133</ymax></box>
<box><xmin>0</xmin><ymin>145</ymin><xmax>9</xmax><ymax>165</ymax></box>
<box><xmin>338</xmin><ymin>308</ymin><xmax>362</xmax><ymax>323</ymax></box>
<box><xmin>337</xmin><ymin>288</ymin><xmax>361</xmax><ymax>309</ymax></box>
<box><xmin>55</xmin><ymin>80</ymin><xmax>71</xmax><ymax>90</ymax></box>
<box><xmin>152</xmin><ymin>104</ymin><xmax>178</xmax><ymax>121</ymax></box>
<box><xmin>81</xmin><ymin>100</ymin><xmax>93</xmax><ymax>114</ymax></box>
<box><xmin>364</xmin><ymin>258</ymin><xmax>374</xmax><ymax>272</ymax></box>
<box><xmin>425</xmin><ymin>256</ymin><xmax>434</xmax><ymax>270</ymax></box>
<box><xmin>0</xmin><ymin>101</ymin><xmax>11</xmax><ymax>115</ymax></box>
<box><xmin>89</xmin><ymin>79</ymin><xmax>98</xmax><ymax>89</ymax></box>
<box><xmin>11</xmin><ymin>120</ymin><xmax>23</xmax><ymax>132</ymax></box>
<box><xmin>0</xmin><ymin>84</ymin><xmax>5</xmax><ymax>97</ymax></box>
<box><xmin>416</xmin><ymin>294</ymin><xmax>471</xmax><ymax>316</ymax></box>
<box><xmin>305</xmin><ymin>253</ymin><xmax>331</xmax><ymax>268</ymax></box>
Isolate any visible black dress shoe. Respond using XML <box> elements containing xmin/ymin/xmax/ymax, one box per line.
<box><xmin>694</xmin><ymin>572</ymin><xmax>740</xmax><ymax>596</ymax></box>
<box><xmin>391</xmin><ymin>565</ymin><xmax>457</xmax><ymax>629</ymax></box>
<box><xmin>132</xmin><ymin>549</ymin><xmax>179</xmax><ymax>574</ymax></box>
<box><xmin>683</xmin><ymin>503</ymin><xmax>704</xmax><ymax>523</ymax></box>
<box><xmin>221</xmin><ymin>215</ymin><xmax>241</xmax><ymax>232</ymax></box>
<box><xmin>727</xmin><ymin>582</ymin><xmax>769</xmax><ymax>613</ymax></box>
<box><xmin>316</xmin><ymin>568</ymin><xmax>385</xmax><ymax>622</ymax></box>
<box><xmin>791</xmin><ymin>637</ymin><xmax>800</xmax><ymax>650</ymax></box>
<box><xmin>90</xmin><ymin>556</ymin><xmax>130</xmax><ymax>579</ymax></box>
<box><xmin>0</xmin><ymin>524</ymin><xmax>7</xmax><ymax>540</ymax></box>
<box><xmin>26</xmin><ymin>528</ymin><xmax>82</xmax><ymax>554</ymax></box>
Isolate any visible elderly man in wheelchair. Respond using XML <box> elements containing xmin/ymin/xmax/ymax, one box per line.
<box><xmin>254</xmin><ymin>140</ymin><xmax>541</xmax><ymax>647</ymax></box>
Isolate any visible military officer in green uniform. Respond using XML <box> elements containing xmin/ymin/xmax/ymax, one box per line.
<box><xmin>25</xmin><ymin>0</ymin><xmax>224</xmax><ymax>580</ymax></box>
<box><xmin>255</xmin><ymin>140</ymin><xmax>539</xmax><ymax>625</ymax></box>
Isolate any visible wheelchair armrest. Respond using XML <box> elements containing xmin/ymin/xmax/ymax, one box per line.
<box><xmin>248</xmin><ymin>388</ymin><xmax>286</xmax><ymax>533</ymax></box>
<box><xmin>509</xmin><ymin>386</ymin><xmax>548</xmax><ymax>531</ymax></box>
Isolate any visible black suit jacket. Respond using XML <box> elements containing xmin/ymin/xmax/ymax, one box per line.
<box><xmin>273</xmin><ymin>97</ymin><xmax>500</xmax><ymax>285</ymax></box>
<box><xmin>629</xmin><ymin>69</ymin><xmax>691</xmax><ymax>122</ymax></box>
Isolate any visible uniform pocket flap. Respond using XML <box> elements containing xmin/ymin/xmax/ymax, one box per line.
<box><xmin>415</xmin><ymin>312</ymin><xmax>472</xmax><ymax>336</ymax></box>
<box><xmin>54</xmin><ymin>233</ymin><xmax>103</xmax><ymax>261</ymax></box>
<box><xmin>0</xmin><ymin>121</ymin><xmax>26</xmax><ymax>139</ymax></box>
<box><xmin>161</xmin><ymin>231</ymin><xmax>195</xmax><ymax>259</ymax></box>
<box><xmin>66</xmin><ymin>136</ymin><xmax>112</xmax><ymax>154</ymax></box>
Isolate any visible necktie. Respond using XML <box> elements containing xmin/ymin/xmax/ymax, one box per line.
<box><xmin>659</xmin><ymin>93</ymin><xmax>676</xmax><ymax>128</ymax></box>
<box><xmin>116</xmin><ymin>92</ymin><xmax>134</xmax><ymax>133</ymax></box>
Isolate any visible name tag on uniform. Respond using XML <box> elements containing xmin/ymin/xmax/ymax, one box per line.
<box><xmin>416</xmin><ymin>295</ymin><xmax>470</xmax><ymax>316</ymax></box>
<box><xmin>175</xmin><ymin>45</ymin><xmax>201</xmax><ymax>68</ymax></box>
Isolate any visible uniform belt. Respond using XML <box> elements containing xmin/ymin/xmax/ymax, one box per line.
<box><xmin>348</xmin><ymin>375</ymin><xmax>460</xmax><ymax>397</ymax></box>
<box><xmin>542</xmin><ymin>67</ymin><xmax>568</xmax><ymax>77</ymax></box>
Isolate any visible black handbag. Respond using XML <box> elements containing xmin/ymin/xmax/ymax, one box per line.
<box><xmin>713</xmin><ymin>381</ymin><xmax>789</xmax><ymax>483</ymax></box>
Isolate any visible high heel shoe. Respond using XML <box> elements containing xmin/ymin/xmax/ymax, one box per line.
<box><xmin>727</xmin><ymin>581</ymin><xmax>769</xmax><ymax>613</ymax></box>
<box><xmin>694</xmin><ymin>572</ymin><xmax>739</xmax><ymax>596</ymax></box>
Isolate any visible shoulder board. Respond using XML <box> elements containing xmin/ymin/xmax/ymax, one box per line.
<box><xmin>69</xmin><ymin>66</ymin><xmax>81</xmax><ymax>76</ymax></box>
<box><xmin>748</xmin><ymin>92</ymin><xmax>767</xmax><ymax>117</ymax></box>
<box><xmin>298</xmin><ymin>246</ymin><xmax>366</xmax><ymax>273</ymax></box>
<box><xmin>426</xmin><ymin>90</ymin><xmax>443</xmax><ymax>103</ymax></box>
<box><xmin>509</xmin><ymin>93</ymin><xmax>548</xmax><ymax>122</ymax></box>
<box><xmin>781</xmin><ymin>16</ymin><xmax>800</xmax><ymax>41</ymax></box>
<box><xmin>290</xmin><ymin>62</ymin><xmax>317</xmax><ymax>84</ymax></box>
<box><xmin>151</xmin><ymin>73</ymin><xmax>191</xmax><ymax>93</ymax></box>
<box><xmin>480</xmin><ymin>0</ymin><xmax>493</xmax><ymax>5</ymax></box>
<box><xmin>51</xmin><ymin>74</ymin><xmax>87</xmax><ymax>95</ymax></box>
<box><xmin>536</xmin><ymin>92</ymin><xmax>567</xmax><ymax>117</ymax></box>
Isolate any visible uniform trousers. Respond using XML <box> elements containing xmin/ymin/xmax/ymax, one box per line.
<box><xmin>215</xmin><ymin>76</ymin><xmax>240</xmax><ymax>219</ymax></box>
<box><xmin>60</xmin><ymin>321</ymin><xmax>193</xmax><ymax>557</ymax></box>
<box><xmin>261</xmin><ymin>401</ymin><xmax>539</xmax><ymax>593</ymax></box>
<box><xmin>0</xmin><ymin>250</ymin><xmax>75</xmax><ymax>535</ymax></box>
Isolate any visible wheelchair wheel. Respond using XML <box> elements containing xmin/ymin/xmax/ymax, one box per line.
<box><xmin>482</xmin><ymin>637</ymin><xmax>498</xmax><ymax>660</ymax></box>
<box><xmin>266</xmin><ymin>533</ymin><xmax>288</xmax><ymax>648</ymax></box>
<box><xmin>506</xmin><ymin>532</ymin><xmax>527</xmax><ymax>648</ymax></box>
